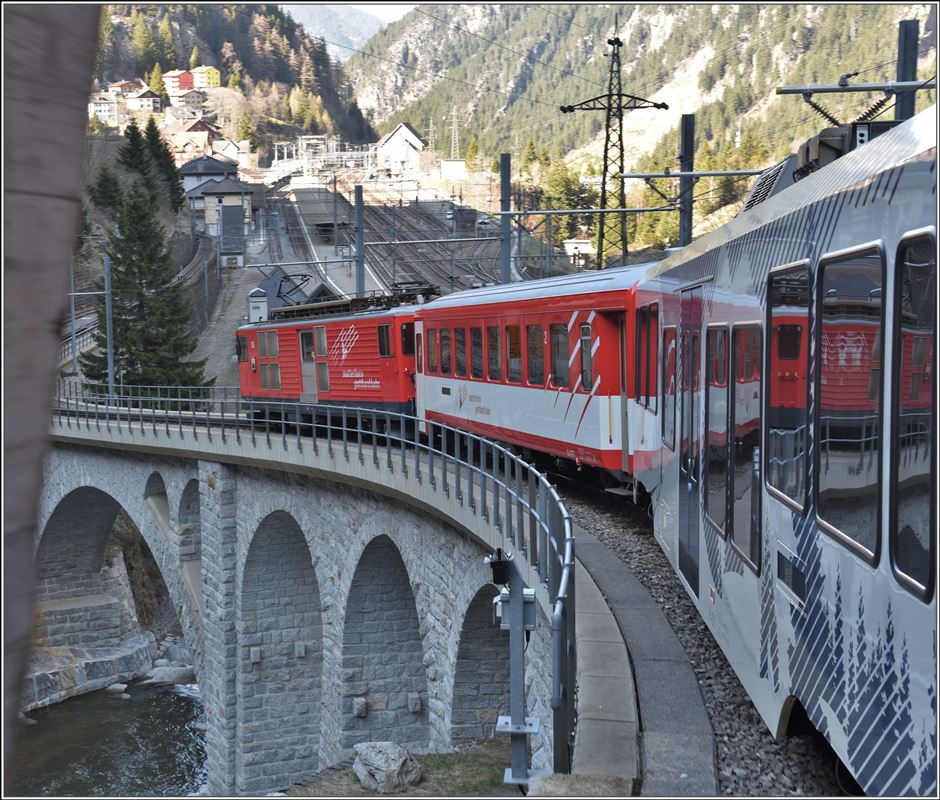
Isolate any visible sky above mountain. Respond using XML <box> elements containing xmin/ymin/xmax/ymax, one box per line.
<box><xmin>350</xmin><ymin>4</ymin><xmax>414</xmax><ymax>24</ymax></box>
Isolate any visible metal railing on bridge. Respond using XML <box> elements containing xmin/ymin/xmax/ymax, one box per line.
<box><xmin>51</xmin><ymin>380</ymin><xmax>577</xmax><ymax>776</ymax></box>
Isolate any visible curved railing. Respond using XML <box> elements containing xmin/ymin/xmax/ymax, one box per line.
<box><xmin>51</xmin><ymin>380</ymin><xmax>577</xmax><ymax>772</ymax></box>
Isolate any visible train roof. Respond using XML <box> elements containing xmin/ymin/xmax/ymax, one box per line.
<box><xmin>237</xmin><ymin>303</ymin><xmax>422</xmax><ymax>332</ymax></box>
<box><xmin>418</xmin><ymin>263</ymin><xmax>658</xmax><ymax>311</ymax></box>
<box><xmin>646</xmin><ymin>105</ymin><xmax>937</xmax><ymax>282</ymax></box>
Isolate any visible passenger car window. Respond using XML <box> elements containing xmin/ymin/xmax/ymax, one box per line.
<box><xmin>766</xmin><ymin>265</ymin><xmax>809</xmax><ymax>509</ymax></box>
<box><xmin>704</xmin><ymin>327</ymin><xmax>729</xmax><ymax>533</ymax></box>
<box><xmin>731</xmin><ymin>326</ymin><xmax>762</xmax><ymax>571</ymax></box>
<box><xmin>527</xmin><ymin>325</ymin><xmax>544</xmax><ymax>385</ymax></box>
<box><xmin>892</xmin><ymin>236</ymin><xmax>935</xmax><ymax>594</ymax></box>
<box><xmin>816</xmin><ymin>247</ymin><xmax>884</xmax><ymax>558</ymax></box>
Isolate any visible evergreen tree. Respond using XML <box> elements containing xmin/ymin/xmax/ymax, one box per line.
<box><xmin>80</xmin><ymin>181</ymin><xmax>209</xmax><ymax>390</ymax></box>
<box><xmin>236</xmin><ymin>110</ymin><xmax>258</xmax><ymax>149</ymax></box>
<box><xmin>94</xmin><ymin>7</ymin><xmax>113</xmax><ymax>81</ymax></box>
<box><xmin>148</xmin><ymin>62</ymin><xmax>168</xmax><ymax>101</ymax></box>
<box><xmin>144</xmin><ymin>116</ymin><xmax>185</xmax><ymax>213</ymax></box>
<box><xmin>189</xmin><ymin>45</ymin><xmax>200</xmax><ymax>70</ymax></box>
<box><xmin>521</xmin><ymin>138</ymin><xmax>538</xmax><ymax>173</ymax></box>
<box><xmin>227</xmin><ymin>69</ymin><xmax>242</xmax><ymax>90</ymax></box>
<box><xmin>130</xmin><ymin>11</ymin><xmax>158</xmax><ymax>73</ymax></box>
<box><xmin>89</xmin><ymin>164</ymin><xmax>124</xmax><ymax>211</ymax></box>
<box><xmin>118</xmin><ymin>118</ymin><xmax>151</xmax><ymax>174</ymax></box>
<box><xmin>465</xmin><ymin>138</ymin><xmax>479</xmax><ymax>167</ymax></box>
<box><xmin>158</xmin><ymin>14</ymin><xmax>175</xmax><ymax>67</ymax></box>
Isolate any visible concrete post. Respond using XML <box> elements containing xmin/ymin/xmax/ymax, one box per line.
<box><xmin>678</xmin><ymin>114</ymin><xmax>695</xmax><ymax>247</ymax></box>
<box><xmin>200</xmin><ymin>461</ymin><xmax>239</xmax><ymax>794</ymax></box>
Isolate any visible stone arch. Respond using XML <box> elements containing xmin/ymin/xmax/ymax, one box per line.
<box><xmin>177</xmin><ymin>479</ymin><xmax>201</xmax><ymax>562</ymax></box>
<box><xmin>236</xmin><ymin>510</ymin><xmax>322</xmax><ymax>794</ymax></box>
<box><xmin>144</xmin><ymin>470</ymin><xmax>173</xmax><ymax>544</ymax></box>
<box><xmin>36</xmin><ymin>486</ymin><xmax>122</xmax><ymax>605</ymax></box>
<box><xmin>341</xmin><ymin>535</ymin><xmax>429</xmax><ymax>749</ymax></box>
<box><xmin>451</xmin><ymin>584</ymin><xmax>510</xmax><ymax>742</ymax></box>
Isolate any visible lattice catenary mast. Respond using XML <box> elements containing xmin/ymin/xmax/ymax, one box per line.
<box><xmin>561</xmin><ymin>18</ymin><xmax>668</xmax><ymax>267</ymax></box>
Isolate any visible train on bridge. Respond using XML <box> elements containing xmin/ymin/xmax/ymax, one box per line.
<box><xmin>235</xmin><ymin>107</ymin><xmax>936</xmax><ymax>796</ymax></box>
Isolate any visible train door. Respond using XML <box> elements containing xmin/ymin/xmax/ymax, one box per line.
<box><xmin>619</xmin><ymin>313</ymin><xmax>630</xmax><ymax>471</ymax></box>
<box><xmin>299</xmin><ymin>329</ymin><xmax>318</xmax><ymax>404</ymax></box>
<box><xmin>678</xmin><ymin>287</ymin><xmax>703</xmax><ymax>596</ymax></box>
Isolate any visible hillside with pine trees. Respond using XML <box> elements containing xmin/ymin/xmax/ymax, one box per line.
<box><xmin>95</xmin><ymin>3</ymin><xmax>375</xmax><ymax>157</ymax></box>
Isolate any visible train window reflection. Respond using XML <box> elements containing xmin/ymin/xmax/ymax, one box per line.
<box><xmin>401</xmin><ymin>322</ymin><xmax>415</xmax><ymax>356</ymax></box>
<box><xmin>455</xmin><ymin>328</ymin><xmax>467</xmax><ymax>377</ymax></box>
<box><xmin>663</xmin><ymin>327</ymin><xmax>677</xmax><ymax>449</ymax></box>
<box><xmin>471</xmin><ymin>327</ymin><xmax>484</xmax><ymax>379</ymax></box>
<box><xmin>892</xmin><ymin>237</ymin><xmax>935</xmax><ymax>593</ymax></box>
<box><xmin>487</xmin><ymin>327</ymin><xmax>501</xmax><ymax>380</ymax></box>
<box><xmin>766</xmin><ymin>266</ymin><xmax>809</xmax><ymax>509</ymax></box>
<box><xmin>817</xmin><ymin>247</ymin><xmax>884</xmax><ymax>558</ymax></box>
<box><xmin>705</xmin><ymin>327</ymin><xmax>729</xmax><ymax>533</ymax></box>
<box><xmin>527</xmin><ymin>325</ymin><xmax>544</xmax><ymax>384</ymax></box>
<box><xmin>551</xmin><ymin>325</ymin><xmax>569</xmax><ymax>388</ymax></box>
<box><xmin>580</xmin><ymin>324</ymin><xmax>593</xmax><ymax>390</ymax></box>
<box><xmin>731</xmin><ymin>326</ymin><xmax>762</xmax><ymax>570</ymax></box>
<box><xmin>507</xmin><ymin>326</ymin><xmax>522</xmax><ymax>383</ymax></box>
<box><xmin>428</xmin><ymin>329</ymin><xmax>439</xmax><ymax>373</ymax></box>
<box><xmin>378</xmin><ymin>324</ymin><xmax>393</xmax><ymax>358</ymax></box>
<box><xmin>440</xmin><ymin>328</ymin><xmax>452</xmax><ymax>375</ymax></box>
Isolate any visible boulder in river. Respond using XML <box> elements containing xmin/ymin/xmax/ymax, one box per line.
<box><xmin>143</xmin><ymin>665</ymin><xmax>196</xmax><ymax>685</ymax></box>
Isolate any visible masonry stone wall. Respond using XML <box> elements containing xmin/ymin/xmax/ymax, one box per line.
<box><xmin>451</xmin><ymin>585</ymin><xmax>510</xmax><ymax>742</ymax></box>
<box><xmin>236</xmin><ymin>511</ymin><xmax>322</xmax><ymax>794</ymax></box>
<box><xmin>342</xmin><ymin>535</ymin><xmax>429</xmax><ymax>749</ymax></box>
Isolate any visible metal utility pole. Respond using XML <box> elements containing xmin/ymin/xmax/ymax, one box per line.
<box><xmin>500</xmin><ymin>153</ymin><xmax>511</xmax><ymax>284</ymax></box>
<box><xmin>678</xmin><ymin>114</ymin><xmax>695</xmax><ymax>247</ymax></box>
<box><xmin>332</xmin><ymin>172</ymin><xmax>338</xmax><ymax>245</ymax></box>
<box><xmin>560</xmin><ymin>17</ymin><xmax>668</xmax><ymax>268</ymax></box>
<box><xmin>104</xmin><ymin>254</ymin><xmax>115</xmax><ymax>398</ymax></box>
<box><xmin>355</xmin><ymin>185</ymin><xmax>365</xmax><ymax>297</ymax></box>
<box><xmin>896</xmin><ymin>19</ymin><xmax>920</xmax><ymax>121</ymax></box>
<box><xmin>450</xmin><ymin>104</ymin><xmax>460</xmax><ymax>160</ymax></box>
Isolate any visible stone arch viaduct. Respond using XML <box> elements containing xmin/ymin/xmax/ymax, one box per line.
<box><xmin>38</xmin><ymin>399</ymin><xmax>573</xmax><ymax>794</ymax></box>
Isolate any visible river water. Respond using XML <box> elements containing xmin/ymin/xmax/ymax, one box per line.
<box><xmin>8</xmin><ymin>681</ymin><xmax>206</xmax><ymax>797</ymax></box>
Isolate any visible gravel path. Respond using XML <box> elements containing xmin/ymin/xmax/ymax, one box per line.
<box><xmin>559</xmin><ymin>485</ymin><xmax>854</xmax><ymax>797</ymax></box>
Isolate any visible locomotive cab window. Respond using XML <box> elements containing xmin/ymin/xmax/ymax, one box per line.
<box><xmin>401</xmin><ymin>322</ymin><xmax>415</xmax><ymax>356</ymax></box>
<box><xmin>891</xmin><ymin>234</ymin><xmax>936</xmax><ymax>597</ymax></box>
<box><xmin>766</xmin><ymin>264</ymin><xmax>810</xmax><ymax>511</ymax></box>
<box><xmin>300</xmin><ymin>330</ymin><xmax>315</xmax><ymax>362</ymax></box>
<box><xmin>378</xmin><ymin>324</ymin><xmax>393</xmax><ymax>357</ymax></box>
<box><xmin>314</xmin><ymin>326</ymin><xmax>327</xmax><ymax>357</ymax></box>
<box><xmin>236</xmin><ymin>335</ymin><xmax>248</xmax><ymax>362</ymax></box>
<box><xmin>816</xmin><ymin>245</ymin><xmax>885</xmax><ymax>561</ymax></box>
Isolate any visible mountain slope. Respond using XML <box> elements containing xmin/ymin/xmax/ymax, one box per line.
<box><xmin>281</xmin><ymin>4</ymin><xmax>384</xmax><ymax>62</ymax></box>
<box><xmin>346</xmin><ymin>3</ymin><xmax>937</xmax><ymax>168</ymax></box>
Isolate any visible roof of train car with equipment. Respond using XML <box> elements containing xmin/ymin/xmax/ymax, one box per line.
<box><xmin>417</xmin><ymin>263</ymin><xmax>657</xmax><ymax>311</ymax></box>
<box><xmin>646</xmin><ymin>106</ymin><xmax>936</xmax><ymax>282</ymax></box>
<box><xmin>237</xmin><ymin>304</ymin><xmax>422</xmax><ymax>332</ymax></box>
